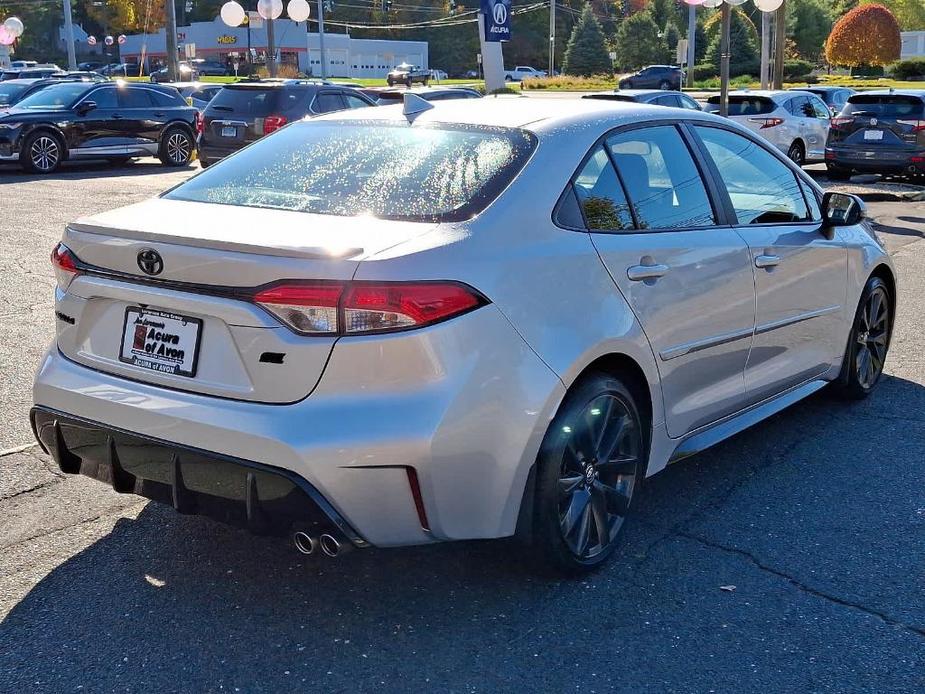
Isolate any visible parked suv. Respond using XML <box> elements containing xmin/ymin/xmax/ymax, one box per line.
<box><xmin>198</xmin><ymin>80</ymin><xmax>376</xmax><ymax>166</ymax></box>
<box><xmin>618</xmin><ymin>65</ymin><xmax>683</xmax><ymax>90</ymax></box>
<box><xmin>704</xmin><ymin>90</ymin><xmax>831</xmax><ymax>165</ymax></box>
<box><xmin>0</xmin><ymin>81</ymin><xmax>197</xmax><ymax>173</ymax></box>
<box><xmin>826</xmin><ymin>90</ymin><xmax>925</xmax><ymax>179</ymax></box>
<box><xmin>788</xmin><ymin>86</ymin><xmax>855</xmax><ymax>116</ymax></box>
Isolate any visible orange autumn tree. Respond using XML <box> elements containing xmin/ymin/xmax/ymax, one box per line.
<box><xmin>825</xmin><ymin>4</ymin><xmax>901</xmax><ymax>67</ymax></box>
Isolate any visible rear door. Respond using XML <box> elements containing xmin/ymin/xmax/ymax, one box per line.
<box><xmin>114</xmin><ymin>86</ymin><xmax>156</xmax><ymax>146</ymax></box>
<box><xmin>692</xmin><ymin>124</ymin><xmax>847</xmax><ymax>403</ymax></box>
<box><xmin>73</xmin><ymin>85</ymin><xmax>122</xmax><ymax>151</ymax></box>
<box><xmin>803</xmin><ymin>94</ymin><xmax>832</xmax><ymax>160</ymax></box>
<box><xmin>574</xmin><ymin>124</ymin><xmax>756</xmax><ymax>437</ymax></box>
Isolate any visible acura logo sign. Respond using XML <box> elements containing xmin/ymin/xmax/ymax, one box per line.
<box><xmin>137</xmin><ymin>248</ymin><xmax>164</xmax><ymax>276</ymax></box>
<box><xmin>492</xmin><ymin>2</ymin><xmax>507</xmax><ymax>24</ymax></box>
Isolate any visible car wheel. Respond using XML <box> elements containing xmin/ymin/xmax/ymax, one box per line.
<box><xmin>832</xmin><ymin>276</ymin><xmax>892</xmax><ymax>400</ymax></box>
<box><xmin>199</xmin><ymin>158</ymin><xmax>211</xmax><ymax>169</ymax></box>
<box><xmin>787</xmin><ymin>141</ymin><xmax>806</xmax><ymax>167</ymax></box>
<box><xmin>406</xmin><ymin>77</ymin><xmax>413</xmax><ymax>88</ymax></box>
<box><xmin>826</xmin><ymin>164</ymin><xmax>852</xmax><ymax>181</ymax></box>
<box><xmin>22</xmin><ymin>131</ymin><xmax>63</xmax><ymax>174</ymax></box>
<box><xmin>532</xmin><ymin>372</ymin><xmax>646</xmax><ymax>574</ymax></box>
<box><xmin>387</xmin><ymin>78</ymin><xmax>393</xmax><ymax>86</ymax></box>
<box><xmin>159</xmin><ymin>127</ymin><xmax>193</xmax><ymax>167</ymax></box>
<box><xmin>505</xmin><ymin>75</ymin><xmax>513</xmax><ymax>82</ymax></box>
<box><xmin>658</xmin><ymin>80</ymin><xmax>671</xmax><ymax>90</ymax></box>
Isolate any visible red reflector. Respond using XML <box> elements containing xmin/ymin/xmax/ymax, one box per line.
<box><xmin>195</xmin><ymin>112</ymin><xmax>204</xmax><ymax>136</ymax></box>
<box><xmin>911</xmin><ymin>156</ymin><xmax>925</xmax><ymax>163</ymax></box>
<box><xmin>263</xmin><ymin>115</ymin><xmax>287</xmax><ymax>135</ymax></box>
<box><xmin>342</xmin><ymin>283</ymin><xmax>482</xmax><ymax>334</ymax></box>
<box><xmin>51</xmin><ymin>243</ymin><xmax>79</xmax><ymax>274</ymax></box>
<box><xmin>405</xmin><ymin>467</ymin><xmax>430</xmax><ymax>531</ymax></box>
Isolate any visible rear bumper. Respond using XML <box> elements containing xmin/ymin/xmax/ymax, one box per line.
<box><xmin>198</xmin><ymin>140</ymin><xmax>245</xmax><ymax>162</ymax></box>
<box><xmin>826</xmin><ymin>147</ymin><xmax>925</xmax><ymax>173</ymax></box>
<box><xmin>31</xmin><ymin>406</ymin><xmax>366</xmax><ymax>546</ymax></box>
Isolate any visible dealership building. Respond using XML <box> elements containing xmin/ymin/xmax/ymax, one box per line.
<box><xmin>119</xmin><ymin>15</ymin><xmax>428</xmax><ymax>78</ymax></box>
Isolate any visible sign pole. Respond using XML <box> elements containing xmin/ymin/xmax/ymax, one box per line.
<box><xmin>548</xmin><ymin>0</ymin><xmax>555</xmax><ymax>77</ymax></box>
<box><xmin>686</xmin><ymin>2</ymin><xmax>695</xmax><ymax>88</ymax></box>
<box><xmin>477</xmin><ymin>10</ymin><xmax>505</xmax><ymax>92</ymax></box>
<box><xmin>317</xmin><ymin>0</ymin><xmax>327</xmax><ymax>78</ymax></box>
<box><xmin>165</xmin><ymin>0</ymin><xmax>180</xmax><ymax>81</ymax></box>
<box><xmin>719</xmin><ymin>1</ymin><xmax>730</xmax><ymax>117</ymax></box>
<box><xmin>62</xmin><ymin>0</ymin><xmax>77</xmax><ymax>70</ymax></box>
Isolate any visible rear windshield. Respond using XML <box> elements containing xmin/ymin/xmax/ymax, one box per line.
<box><xmin>207</xmin><ymin>87</ymin><xmax>281</xmax><ymax>116</ymax></box>
<box><xmin>842</xmin><ymin>95</ymin><xmax>924</xmax><ymax>118</ymax></box>
<box><xmin>705</xmin><ymin>96</ymin><xmax>775</xmax><ymax>116</ymax></box>
<box><xmin>0</xmin><ymin>82</ymin><xmax>29</xmax><ymax>106</ymax></box>
<box><xmin>165</xmin><ymin>120</ymin><xmax>537</xmax><ymax>222</ymax></box>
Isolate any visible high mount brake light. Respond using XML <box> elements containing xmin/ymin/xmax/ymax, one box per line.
<box><xmin>252</xmin><ymin>281</ymin><xmax>486</xmax><ymax>336</ymax></box>
<box><xmin>51</xmin><ymin>242</ymin><xmax>80</xmax><ymax>290</ymax></box>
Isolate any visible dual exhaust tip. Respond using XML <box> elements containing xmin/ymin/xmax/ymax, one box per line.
<box><xmin>292</xmin><ymin>530</ymin><xmax>349</xmax><ymax>558</ymax></box>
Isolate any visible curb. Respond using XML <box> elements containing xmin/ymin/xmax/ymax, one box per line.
<box><xmin>855</xmin><ymin>190</ymin><xmax>925</xmax><ymax>203</ymax></box>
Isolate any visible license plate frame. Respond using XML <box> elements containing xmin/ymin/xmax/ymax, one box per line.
<box><xmin>863</xmin><ymin>129</ymin><xmax>884</xmax><ymax>141</ymax></box>
<box><xmin>221</xmin><ymin>125</ymin><xmax>237</xmax><ymax>138</ymax></box>
<box><xmin>119</xmin><ymin>307</ymin><xmax>203</xmax><ymax>378</ymax></box>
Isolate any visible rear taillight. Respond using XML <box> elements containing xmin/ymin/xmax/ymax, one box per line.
<box><xmin>252</xmin><ymin>281</ymin><xmax>486</xmax><ymax>336</ymax></box>
<box><xmin>257</xmin><ymin>114</ymin><xmax>287</xmax><ymax>136</ymax></box>
<box><xmin>51</xmin><ymin>242</ymin><xmax>80</xmax><ymax>290</ymax></box>
<box><xmin>195</xmin><ymin>111</ymin><xmax>204</xmax><ymax>136</ymax></box>
<box><xmin>748</xmin><ymin>117</ymin><xmax>784</xmax><ymax>129</ymax></box>
<box><xmin>830</xmin><ymin>117</ymin><xmax>855</xmax><ymax>130</ymax></box>
<box><xmin>897</xmin><ymin>119</ymin><xmax>925</xmax><ymax>133</ymax></box>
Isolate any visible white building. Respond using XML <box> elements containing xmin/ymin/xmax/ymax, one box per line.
<box><xmin>119</xmin><ymin>16</ymin><xmax>428</xmax><ymax>78</ymax></box>
<box><xmin>900</xmin><ymin>31</ymin><xmax>925</xmax><ymax>60</ymax></box>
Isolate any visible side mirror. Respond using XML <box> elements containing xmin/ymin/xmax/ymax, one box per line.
<box><xmin>822</xmin><ymin>191</ymin><xmax>866</xmax><ymax>227</ymax></box>
<box><xmin>76</xmin><ymin>100</ymin><xmax>97</xmax><ymax>115</ymax></box>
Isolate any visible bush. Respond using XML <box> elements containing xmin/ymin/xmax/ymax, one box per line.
<box><xmin>783</xmin><ymin>59</ymin><xmax>814</xmax><ymax>80</ymax></box>
<box><xmin>691</xmin><ymin>63</ymin><xmax>718</xmax><ymax>81</ymax></box>
<box><xmin>520</xmin><ymin>75</ymin><xmax>616</xmax><ymax>91</ymax></box>
<box><xmin>891</xmin><ymin>58</ymin><xmax>925</xmax><ymax>80</ymax></box>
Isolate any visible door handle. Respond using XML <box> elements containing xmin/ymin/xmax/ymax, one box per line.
<box><xmin>112</xmin><ymin>114</ymin><xmax>123</xmax><ymax>119</ymax></box>
<box><xmin>627</xmin><ymin>263</ymin><xmax>670</xmax><ymax>281</ymax></box>
<box><xmin>754</xmin><ymin>254</ymin><xmax>781</xmax><ymax>268</ymax></box>
<box><xmin>153</xmin><ymin>112</ymin><xmax>165</xmax><ymax>118</ymax></box>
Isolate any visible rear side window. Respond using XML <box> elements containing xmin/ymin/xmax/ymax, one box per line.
<box><xmin>118</xmin><ymin>88</ymin><xmax>152</xmax><ymax>108</ymax></box>
<box><xmin>707</xmin><ymin>96</ymin><xmax>776</xmax><ymax>116</ymax></box>
<box><xmin>606</xmin><ymin>126</ymin><xmax>715</xmax><ymax>230</ymax></box>
<box><xmin>343</xmin><ymin>93</ymin><xmax>372</xmax><ymax>109</ymax></box>
<box><xmin>570</xmin><ymin>146</ymin><xmax>634</xmax><ymax>231</ymax></box>
<box><xmin>150</xmin><ymin>89</ymin><xmax>184</xmax><ymax>107</ymax></box>
<box><xmin>164</xmin><ymin>121</ymin><xmax>537</xmax><ymax>222</ymax></box>
<box><xmin>695</xmin><ymin>126</ymin><xmax>810</xmax><ymax>225</ymax></box>
<box><xmin>842</xmin><ymin>95</ymin><xmax>925</xmax><ymax>118</ymax></box>
<box><xmin>208</xmin><ymin>87</ymin><xmax>280</xmax><ymax>116</ymax></box>
<box><xmin>313</xmin><ymin>91</ymin><xmax>346</xmax><ymax>113</ymax></box>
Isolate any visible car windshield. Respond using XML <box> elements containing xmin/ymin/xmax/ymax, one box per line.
<box><xmin>0</xmin><ymin>82</ymin><xmax>30</xmax><ymax>106</ymax></box>
<box><xmin>13</xmin><ymin>82</ymin><xmax>90</xmax><ymax>109</ymax></box>
<box><xmin>842</xmin><ymin>95</ymin><xmax>924</xmax><ymax>119</ymax></box>
<box><xmin>165</xmin><ymin>120</ymin><xmax>537</xmax><ymax>222</ymax></box>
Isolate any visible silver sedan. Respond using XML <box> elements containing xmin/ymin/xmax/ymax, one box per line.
<box><xmin>32</xmin><ymin>97</ymin><xmax>895</xmax><ymax>573</ymax></box>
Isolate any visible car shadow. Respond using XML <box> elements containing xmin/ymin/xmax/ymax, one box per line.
<box><xmin>0</xmin><ymin>158</ymin><xmax>199</xmax><ymax>183</ymax></box>
<box><xmin>2</xmin><ymin>374</ymin><xmax>924</xmax><ymax>689</ymax></box>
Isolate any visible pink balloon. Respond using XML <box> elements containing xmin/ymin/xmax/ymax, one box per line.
<box><xmin>0</xmin><ymin>26</ymin><xmax>14</xmax><ymax>46</ymax></box>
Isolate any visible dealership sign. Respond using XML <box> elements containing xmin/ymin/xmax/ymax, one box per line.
<box><xmin>481</xmin><ymin>0</ymin><xmax>511</xmax><ymax>42</ymax></box>
<box><xmin>217</xmin><ymin>35</ymin><xmax>238</xmax><ymax>44</ymax></box>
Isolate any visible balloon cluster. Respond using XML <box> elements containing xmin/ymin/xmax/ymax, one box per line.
<box><xmin>0</xmin><ymin>16</ymin><xmax>24</xmax><ymax>46</ymax></box>
<box><xmin>684</xmin><ymin>0</ymin><xmax>781</xmax><ymax>9</ymax></box>
<box><xmin>220</xmin><ymin>0</ymin><xmax>310</xmax><ymax>27</ymax></box>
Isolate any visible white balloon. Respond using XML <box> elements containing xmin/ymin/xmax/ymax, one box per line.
<box><xmin>682</xmin><ymin>0</ymin><xmax>705</xmax><ymax>5</ymax></box>
<box><xmin>220</xmin><ymin>1</ymin><xmax>246</xmax><ymax>27</ymax></box>
<box><xmin>4</xmin><ymin>16</ymin><xmax>24</xmax><ymax>38</ymax></box>
<box><xmin>257</xmin><ymin>0</ymin><xmax>284</xmax><ymax>20</ymax></box>
<box><xmin>726</xmin><ymin>0</ymin><xmax>748</xmax><ymax>5</ymax></box>
<box><xmin>287</xmin><ymin>0</ymin><xmax>311</xmax><ymax>22</ymax></box>
<box><xmin>754</xmin><ymin>0</ymin><xmax>783</xmax><ymax>11</ymax></box>
<box><xmin>702</xmin><ymin>0</ymin><xmax>722</xmax><ymax>7</ymax></box>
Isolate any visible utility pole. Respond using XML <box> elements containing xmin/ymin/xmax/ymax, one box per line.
<box><xmin>719</xmin><ymin>2</ymin><xmax>731</xmax><ymax>117</ymax></box>
<box><xmin>686</xmin><ymin>2</ymin><xmax>695</xmax><ymax>89</ymax></box>
<box><xmin>773</xmin><ymin>0</ymin><xmax>786</xmax><ymax>89</ymax></box>
<box><xmin>62</xmin><ymin>0</ymin><xmax>77</xmax><ymax>70</ymax></box>
<box><xmin>267</xmin><ymin>17</ymin><xmax>277</xmax><ymax>76</ymax></box>
<box><xmin>760</xmin><ymin>7</ymin><xmax>770</xmax><ymax>89</ymax></box>
<box><xmin>318</xmin><ymin>0</ymin><xmax>327</xmax><ymax>78</ymax></box>
<box><xmin>548</xmin><ymin>0</ymin><xmax>555</xmax><ymax>77</ymax></box>
<box><xmin>165</xmin><ymin>0</ymin><xmax>180</xmax><ymax>82</ymax></box>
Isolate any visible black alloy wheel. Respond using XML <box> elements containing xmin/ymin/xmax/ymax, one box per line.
<box><xmin>658</xmin><ymin>80</ymin><xmax>671</xmax><ymax>90</ymax></box>
<box><xmin>23</xmin><ymin>132</ymin><xmax>63</xmax><ymax>174</ymax></box>
<box><xmin>834</xmin><ymin>276</ymin><xmax>891</xmax><ymax>399</ymax></box>
<box><xmin>159</xmin><ymin>127</ymin><xmax>193</xmax><ymax>167</ymax></box>
<box><xmin>533</xmin><ymin>373</ymin><xmax>646</xmax><ymax>573</ymax></box>
<box><xmin>788</xmin><ymin>141</ymin><xmax>806</xmax><ymax>166</ymax></box>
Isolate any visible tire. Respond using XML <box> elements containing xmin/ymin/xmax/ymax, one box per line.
<box><xmin>532</xmin><ymin>372</ymin><xmax>647</xmax><ymax>575</ymax></box>
<box><xmin>406</xmin><ymin>77</ymin><xmax>413</xmax><ymax>88</ymax></box>
<box><xmin>832</xmin><ymin>276</ymin><xmax>892</xmax><ymax>400</ymax></box>
<box><xmin>658</xmin><ymin>80</ymin><xmax>671</xmax><ymax>90</ymax></box>
<box><xmin>826</xmin><ymin>164</ymin><xmax>852</xmax><ymax>181</ymax></box>
<box><xmin>787</xmin><ymin>141</ymin><xmax>806</xmax><ymax>167</ymax></box>
<box><xmin>21</xmin><ymin>131</ymin><xmax>63</xmax><ymax>174</ymax></box>
<box><xmin>158</xmin><ymin>127</ymin><xmax>193</xmax><ymax>167</ymax></box>
<box><xmin>387</xmin><ymin>78</ymin><xmax>394</xmax><ymax>86</ymax></box>
<box><xmin>199</xmin><ymin>158</ymin><xmax>211</xmax><ymax>169</ymax></box>
<box><xmin>505</xmin><ymin>75</ymin><xmax>513</xmax><ymax>82</ymax></box>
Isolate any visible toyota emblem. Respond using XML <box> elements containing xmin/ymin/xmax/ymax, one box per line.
<box><xmin>137</xmin><ymin>248</ymin><xmax>164</xmax><ymax>276</ymax></box>
<box><xmin>493</xmin><ymin>2</ymin><xmax>507</xmax><ymax>25</ymax></box>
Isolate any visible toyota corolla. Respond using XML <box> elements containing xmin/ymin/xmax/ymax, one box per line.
<box><xmin>31</xmin><ymin>96</ymin><xmax>895</xmax><ymax>573</ymax></box>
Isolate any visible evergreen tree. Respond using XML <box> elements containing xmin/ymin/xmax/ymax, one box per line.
<box><xmin>703</xmin><ymin>7</ymin><xmax>760</xmax><ymax>76</ymax></box>
<box><xmin>614</xmin><ymin>11</ymin><xmax>663</xmax><ymax>70</ymax></box>
<box><xmin>562</xmin><ymin>5</ymin><xmax>612</xmax><ymax>76</ymax></box>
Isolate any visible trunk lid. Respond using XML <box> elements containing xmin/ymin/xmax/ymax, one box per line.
<box><xmin>57</xmin><ymin>198</ymin><xmax>436</xmax><ymax>403</ymax></box>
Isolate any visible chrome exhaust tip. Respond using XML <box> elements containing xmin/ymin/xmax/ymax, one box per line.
<box><xmin>319</xmin><ymin>534</ymin><xmax>343</xmax><ymax>557</ymax></box>
<box><xmin>293</xmin><ymin>531</ymin><xmax>317</xmax><ymax>555</ymax></box>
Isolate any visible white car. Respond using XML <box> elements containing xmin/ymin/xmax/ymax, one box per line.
<box><xmin>504</xmin><ymin>66</ymin><xmax>546</xmax><ymax>82</ymax></box>
<box><xmin>704</xmin><ymin>90</ymin><xmax>832</xmax><ymax>166</ymax></box>
<box><xmin>32</xmin><ymin>97</ymin><xmax>894</xmax><ymax>573</ymax></box>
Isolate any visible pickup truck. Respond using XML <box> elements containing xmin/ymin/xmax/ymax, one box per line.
<box><xmin>387</xmin><ymin>63</ymin><xmax>430</xmax><ymax>87</ymax></box>
<box><xmin>503</xmin><ymin>66</ymin><xmax>546</xmax><ymax>82</ymax></box>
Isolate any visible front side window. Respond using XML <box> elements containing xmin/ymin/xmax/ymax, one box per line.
<box><xmin>695</xmin><ymin>126</ymin><xmax>810</xmax><ymax>225</ymax></box>
<box><xmin>87</xmin><ymin>87</ymin><xmax>118</xmax><ymax>109</ymax></box>
<box><xmin>606</xmin><ymin>126</ymin><xmax>715</xmax><ymax>230</ymax></box>
<box><xmin>165</xmin><ymin>121</ymin><xmax>536</xmax><ymax>222</ymax></box>
<box><xmin>571</xmin><ymin>146</ymin><xmax>634</xmax><ymax>231</ymax></box>
<box><xmin>14</xmin><ymin>82</ymin><xmax>91</xmax><ymax>110</ymax></box>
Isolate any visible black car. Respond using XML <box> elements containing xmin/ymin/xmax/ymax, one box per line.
<box><xmin>372</xmin><ymin>86</ymin><xmax>482</xmax><ymax>105</ymax></box>
<box><xmin>0</xmin><ymin>81</ymin><xmax>198</xmax><ymax>174</ymax></box>
<box><xmin>198</xmin><ymin>80</ymin><xmax>376</xmax><ymax>167</ymax></box>
<box><xmin>0</xmin><ymin>76</ymin><xmax>103</xmax><ymax>108</ymax></box>
<box><xmin>582</xmin><ymin>89</ymin><xmax>701</xmax><ymax>110</ymax></box>
<box><xmin>0</xmin><ymin>66</ymin><xmax>65</xmax><ymax>81</ymax></box>
<box><xmin>618</xmin><ymin>65</ymin><xmax>683</xmax><ymax>91</ymax></box>
<box><xmin>386</xmin><ymin>63</ymin><xmax>430</xmax><ymax>87</ymax></box>
<box><xmin>789</xmin><ymin>86</ymin><xmax>855</xmax><ymax>116</ymax></box>
<box><xmin>825</xmin><ymin>90</ymin><xmax>925</xmax><ymax>179</ymax></box>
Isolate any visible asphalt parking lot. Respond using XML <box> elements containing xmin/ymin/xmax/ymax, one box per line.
<box><xmin>1</xmin><ymin>161</ymin><xmax>924</xmax><ymax>692</ymax></box>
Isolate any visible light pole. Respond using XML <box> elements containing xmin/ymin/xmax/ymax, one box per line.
<box><xmin>548</xmin><ymin>0</ymin><xmax>555</xmax><ymax>77</ymax></box>
<box><xmin>62</xmin><ymin>0</ymin><xmax>77</xmax><ymax>70</ymax></box>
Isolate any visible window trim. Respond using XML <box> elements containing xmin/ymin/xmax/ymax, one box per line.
<box><xmin>552</xmin><ymin>119</ymin><xmax>731</xmax><ymax>234</ymax></box>
<box><xmin>686</xmin><ymin>121</ymin><xmax>824</xmax><ymax>230</ymax></box>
